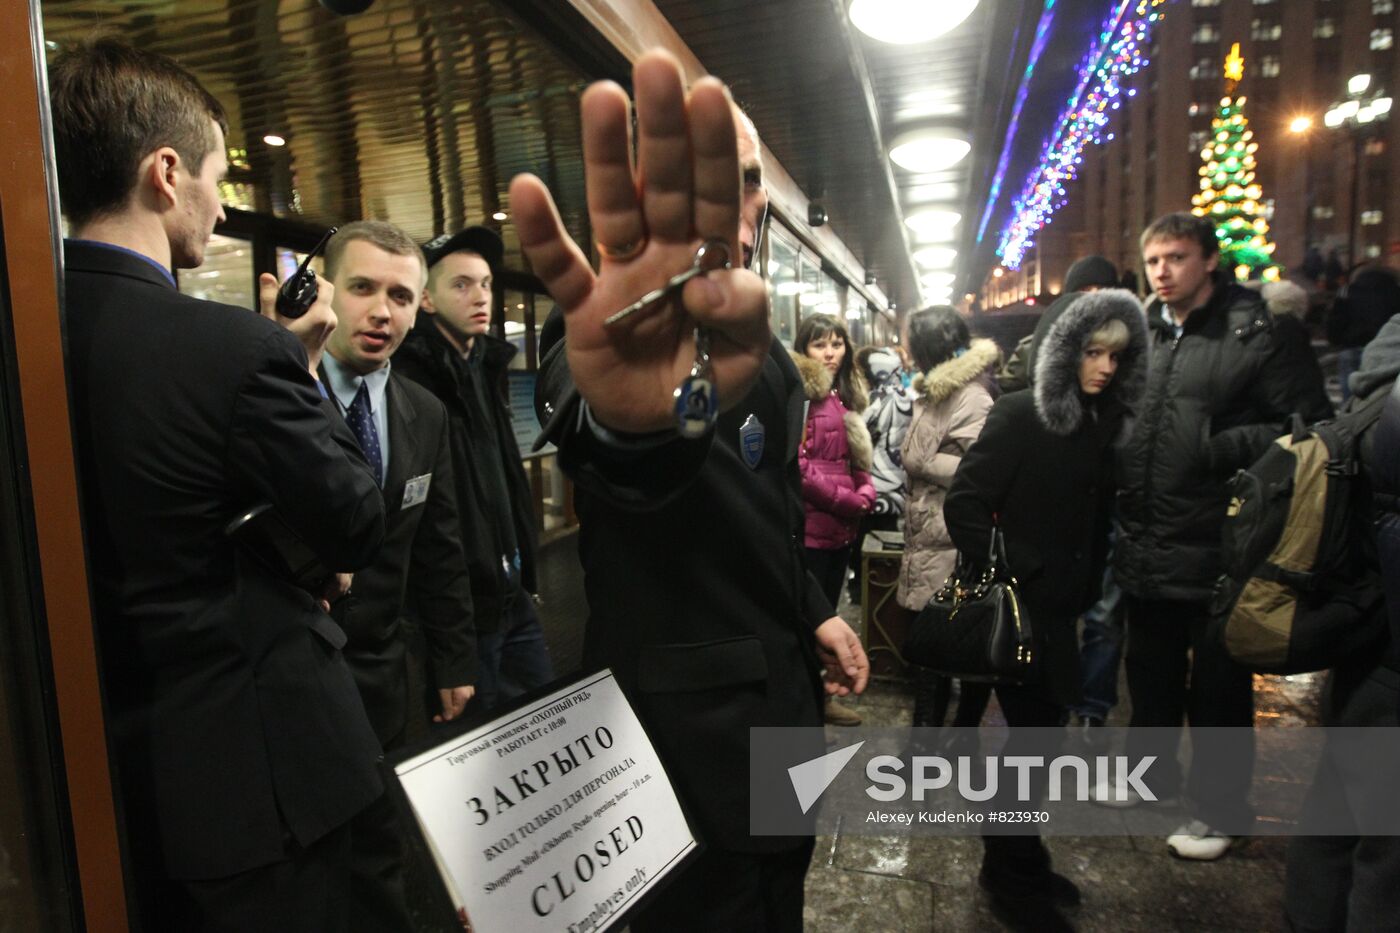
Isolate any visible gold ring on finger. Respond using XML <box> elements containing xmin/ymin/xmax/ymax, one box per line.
<box><xmin>596</xmin><ymin>238</ymin><xmax>646</xmax><ymax>262</ymax></box>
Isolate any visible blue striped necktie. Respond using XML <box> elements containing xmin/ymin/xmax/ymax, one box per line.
<box><xmin>347</xmin><ymin>381</ymin><xmax>383</xmax><ymax>486</ymax></box>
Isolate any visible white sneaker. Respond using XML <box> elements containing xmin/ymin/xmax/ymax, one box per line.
<box><xmin>1090</xmin><ymin>777</ymin><xmax>1173</xmax><ymax>808</ymax></box>
<box><xmin>1166</xmin><ymin>819</ymin><xmax>1242</xmax><ymax>860</ymax></box>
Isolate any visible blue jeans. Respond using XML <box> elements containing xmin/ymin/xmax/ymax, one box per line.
<box><xmin>1073</xmin><ymin>559</ymin><xmax>1125</xmax><ymax>722</ymax></box>
<box><xmin>476</xmin><ymin>584</ymin><xmax>554</xmax><ymax>712</ymax></box>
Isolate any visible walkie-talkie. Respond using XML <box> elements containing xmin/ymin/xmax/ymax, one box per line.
<box><xmin>275</xmin><ymin>226</ymin><xmax>337</xmax><ymax>318</ymax></box>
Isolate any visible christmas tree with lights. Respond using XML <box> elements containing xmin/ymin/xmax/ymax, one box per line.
<box><xmin>1190</xmin><ymin>43</ymin><xmax>1281</xmax><ymax>282</ymax></box>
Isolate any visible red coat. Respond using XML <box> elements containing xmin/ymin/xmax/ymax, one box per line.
<box><xmin>794</xmin><ymin>354</ymin><xmax>875</xmax><ymax>550</ymax></box>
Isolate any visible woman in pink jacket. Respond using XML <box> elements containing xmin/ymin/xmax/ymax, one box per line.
<box><xmin>794</xmin><ymin>314</ymin><xmax>875</xmax><ymax>724</ymax></box>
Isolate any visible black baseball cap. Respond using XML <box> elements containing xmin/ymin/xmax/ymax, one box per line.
<box><xmin>422</xmin><ymin>225</ymin><xmax>504</xmax><ymax>271</ymax></box>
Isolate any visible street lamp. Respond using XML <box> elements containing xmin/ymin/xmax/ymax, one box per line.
<box><xmin>1324</xmin><ymin>74</ymin><xmax>1393</xmax><ymax>269</ymax></box>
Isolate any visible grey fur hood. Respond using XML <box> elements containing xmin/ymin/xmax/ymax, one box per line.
<box><xmin>912</xmin><ymin>338</ymin><xmax>1001</xmax><ymax>403</ymax></box>
<box><xmin>1033</xmin><ymin>288</ymin><xmax>1149</xmax><ymax>436</ymax></box>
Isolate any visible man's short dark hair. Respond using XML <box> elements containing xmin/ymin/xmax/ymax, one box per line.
<box><xmin>49</xmin><ymin>37</ymin><xmax>228</xmax><ymax>228</ymax></box>
<box><xmin>1140</xmin><ymin>212</ymin><xmax>1219</xmax><ymax>258</ymax></box>
<box><xmin>325</xmin><ymin>221</ymin><xmax>427</xmax><ymax>285</ymax></box>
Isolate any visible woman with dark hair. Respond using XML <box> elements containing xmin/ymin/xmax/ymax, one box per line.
<box><xmin>942</xmin><ymin>289</ymin><xmax>1148</xmax><ymax>933</ymax></box>
<box><xmin>897</xmin><ymin>306</ymin><xmax>1001</xmax><ymax>732</ymax></box>
<box><xmin>794</xmin><ymin>313</ymin><xmax>874</xmax><ymax>725</ymax></box>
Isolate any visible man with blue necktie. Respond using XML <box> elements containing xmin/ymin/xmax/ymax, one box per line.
<box><xmin>319</xmin><ymin>220</ymin><xmax>477</xmax><ymax>933</ymax></box>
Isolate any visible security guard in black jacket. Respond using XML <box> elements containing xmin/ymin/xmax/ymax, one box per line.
<box><xmin>515</xmin><ymin>51</ymin><xmax>869</xmax><ymax>932</ymax></box>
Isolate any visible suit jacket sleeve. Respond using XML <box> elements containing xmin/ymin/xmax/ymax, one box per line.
<box><xmin>407</xmin><ymin>410</ymin><xmax>478</xmax><ymax>688</ymax></box>
<box><xmin>227</xmin><ymin>329</ymin><xmax>385</xmax><ymax>569</ymax></box>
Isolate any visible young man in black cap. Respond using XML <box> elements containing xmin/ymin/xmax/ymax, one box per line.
<box><xmin>396</xmin><ymin>226</ymin><xmax>554</xmax><ymax>712</ymax></box>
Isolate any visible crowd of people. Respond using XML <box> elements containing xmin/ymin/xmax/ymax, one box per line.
<box><xmin>42</xmin><ymin>28</ymin><xmax>1400</xmax><ymax>933</ymax></box>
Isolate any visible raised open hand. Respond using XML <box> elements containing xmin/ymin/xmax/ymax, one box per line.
<box><xmin>509</xmin><ymin>50</ymin><xmax>771</xmax><ymax>435</ymax></box>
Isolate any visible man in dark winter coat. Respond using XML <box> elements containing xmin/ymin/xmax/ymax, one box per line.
<box><xmin>516</xmin><ymin>52</ymin><xmax>868</xmax><ymax>931</ymax></box>
<box><xmin>396</xmin><ymin>226</ymin><xmax>553</xmax><ymax>712</ymax></box>
<box><xmin>1284</xmin><ymin>316</ymin><xmax>1400</xmax><ymax>932</ymax></box>
<box><xmin>1103</xmin><ymin>213</ymin><xmax>1333</xmax><ymax>859</ymax></box>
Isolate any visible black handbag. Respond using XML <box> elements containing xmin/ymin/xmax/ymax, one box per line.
<box><xmin>902</xmin><ymin>527</ymin><xmax>1035</xmax><ymax>683</ymax></box>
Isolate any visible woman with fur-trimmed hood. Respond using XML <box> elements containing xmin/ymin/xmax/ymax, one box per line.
<box><xmin>794</xmin><ymin>314</ymin><xmax>875</xmax><ymax>727</ymax></box>
<box><xmin>793</xmin><ymin>314</ymin><xmax>874</xmax><ymax>601</ymax></box>
<box><xmin>895</xmin><ymin>306</ymin><xmax>1001</xmax><ymax>733</ymax></box>
<box><xmin>897</xmin><ymin>308</ymin><xmax>1002</xmax><ymax>612</ymax></box>
<box><xmin>941</xmin><ymin>288</ymin><xmax>1148</xmax><ymax>933</ymax></box>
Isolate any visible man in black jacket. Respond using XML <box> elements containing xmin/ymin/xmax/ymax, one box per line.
<box><xmin>52</xmin><ymin>39</ymin><xmax>386</xmax><ymax>931</ymax></box>
<box><xmin>1104</xmin><ymin>213</ymin><xmax>1333</xmax><ymax>859</ymax></box>
<box><xmin>514</xmin><ymin>51</ymin><xmax>868</xmax><ymax>931</ymax></box>
<box><xmin>396</xmin><ymin>226</ymin><xmax>553</xmax><ymax>712</ymax></box>
<box><xmin>319</xmin><ymin>221</ymin><xmax>478</xmax><ymax>932</ymax></box>
<box><xmin>1283</xmin><ymin>316</ymin><xmax>1400</xmax><ymax>932</ymax></box>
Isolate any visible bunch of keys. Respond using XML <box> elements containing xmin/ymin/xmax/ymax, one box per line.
<box><xmin>604</xmin><ymin>239</ymin><xmax>731</xmax><ymax>438</ymax></box>
<box><xmin>603</xmin><ymin>238</ymin><xmax>732</xmax><ymax>326</ymax></box>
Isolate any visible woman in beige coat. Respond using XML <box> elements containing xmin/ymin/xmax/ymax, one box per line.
<box><xmin>896</xmin><ymin>305</ymin><xmax>1001</xmax><ymax>728</ymax></box>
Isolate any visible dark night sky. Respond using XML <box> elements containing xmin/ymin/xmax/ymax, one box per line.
<box><xmin>972</xmin><ymin>0</ymin><xmax>1140</xmax><ymax>271</ymax></box>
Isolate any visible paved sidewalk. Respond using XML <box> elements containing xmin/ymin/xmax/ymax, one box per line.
<box><xmin>802</xmin><ymin>597</ymin><xmax>1324</xmax><ymax>932</ymax></box>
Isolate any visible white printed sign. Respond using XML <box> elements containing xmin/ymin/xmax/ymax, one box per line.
<box><xmin>393</xmin><ymin>671</ymin><xmax>697</xmax><ymax>932</ymax></box>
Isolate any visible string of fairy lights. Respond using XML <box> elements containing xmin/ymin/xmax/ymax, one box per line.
<box><xmin>995</xmin><ymin>0</ymin><xmax>1168</xmax><ymax>270</ymax></box>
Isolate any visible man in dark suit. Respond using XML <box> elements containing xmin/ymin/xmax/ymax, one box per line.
<box><xmin>517</xmin><ymin>52</ymin><xmax>868</xmax><ymax>931</ymax></box>
<box><xmin>319</xmin><ymin>221</ymin><xmax>477</xmax><ymax>932</ymax></box>
<box><xmin>51</xmin><ymin>38</ymin><xmax>386</xmax><ymax>932</ymax></box>
<box><xmin>397</xmin><ymin>225</ymin><xmax>553</xmax><ymax>713</ymax></box>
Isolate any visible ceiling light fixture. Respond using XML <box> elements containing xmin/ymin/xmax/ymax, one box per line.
<box><xmin>913</xmin><ymin>246</ymin><xmax>957</xmax><ymax>269</ymax></box>
<box><xmin>922</xmin><ymin>272</ymin><xmax>956</xmax><ymax>289</ymax></box>
<box><xmin>903</xmin><ymin>182</ymin><xmax>962</xmax><ymax>204</ymax></box>
<box><xmin>263</xmin><ymin>134</ymin><xmax>286</xmax><ymax>147</ymax></box>
<box><xmin>894</xmin><ymin>88</ymin><xmax>964</xmax><ymax>122</ymax></box>
<box><xmin>849</xmin><ymin>0</ymin><xmax>979</xmax><ymax>45</ymax></box>
<box><xmin>889</xmin><ymin>132</ymin><xmax>971</xmax><ymax>173</ymax></box>
<box><xmin>904</xmin><ymin>209</ymin><xmax>962</xmax><ymax>241</ymax></box>
<box><xmin>492</xmin><ymin>211</ymin><xmax>508</xmax><ymax>221</ymax></box>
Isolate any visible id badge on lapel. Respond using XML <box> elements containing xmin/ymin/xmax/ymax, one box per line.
<box><xmin>401</xmin><ymin>473</ymin><xmax>432</xmax><ymax>509</ymax></box>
